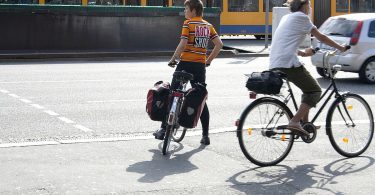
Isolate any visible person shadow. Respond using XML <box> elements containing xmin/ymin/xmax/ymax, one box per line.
<box><xmin>126</xmin><ymin>144</ymin><xmax>206</xmax><ymax>183</ymax></box>
<box><xmin>227</xmin><ymin>156</ymin><xmax>374</xmax><ymax>194</ymax></box>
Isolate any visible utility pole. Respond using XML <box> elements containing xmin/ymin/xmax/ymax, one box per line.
<box><xmin>265</xmin><ymin>0</ymin><xmax>270</xmax><ymax>48</ymax></box>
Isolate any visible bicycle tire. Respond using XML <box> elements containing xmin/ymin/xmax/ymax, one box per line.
<box><xmin>162</xmin><ymin>125</ymin><xmax>174</xmax><ymax>155</ymax></box>
<box><xmin>326</xmin><ymin>93</ymin><xmax>374</xmax><ymax>157</ymax></box>
<box><xmin>172</xmin><ymin>126</ymin><xmax>187</xmax><ymax>143</ymax></box>
<box><xmin>237</xmin><ymin>97</ymin><xmax>295</xmax><ymax>167</ymax></box>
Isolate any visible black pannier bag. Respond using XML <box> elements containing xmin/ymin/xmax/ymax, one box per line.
<box><xmin>178</xmin><ymin>83</ymin><xmax>208</xmax><ymax>128</ymax></box>
<box><xmin>245</xmin><ymin>71</ymin><xmax>283</xmax><ymax>94</ymax></box>
<box><xmin>146</xmin><ymin>81</ymin><xmax>170</xmax><ymax>121</ymax></box>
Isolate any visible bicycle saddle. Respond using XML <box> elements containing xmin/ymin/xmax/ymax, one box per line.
<box><xmin>272</xmin><ymin>70</ymin><xmax>288</xmax><ymax>79</ymax></box>
<box><xmin>173</xmin><ymin>70</ymin><xmax>194</xmax><ymax>82</ymax></box>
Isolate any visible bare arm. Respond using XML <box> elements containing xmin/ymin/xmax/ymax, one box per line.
<box><xmin>169</xmin><ymin>39</ymin><xmax>188</xmax><ymax>65</ymax></box>
<box><xmin>206</xmin><ymin>37</ymin><xmax>223</xmax><ymax>65</ymax></box>
<box><xmin>311</xmin><ymin>28</ymin><xmax>346</xmax><ymax>52</ymax></box>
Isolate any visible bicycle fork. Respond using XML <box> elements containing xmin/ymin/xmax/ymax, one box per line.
<box><xmin>167</xmin><ymin>92</ymin><xmax>183</xmax><ymax>125</ymax></box>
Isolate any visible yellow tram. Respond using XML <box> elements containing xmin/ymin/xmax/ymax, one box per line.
<box><xmin>1</xmin><ymin>0</ymin><xmax>374</xmax><ymax>38</ymax></box>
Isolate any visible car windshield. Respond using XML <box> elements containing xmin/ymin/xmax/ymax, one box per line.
<box><xmin>319</xmin><ymin>18</ymin><xmax>359</xmax><ymax>37</ymax></box>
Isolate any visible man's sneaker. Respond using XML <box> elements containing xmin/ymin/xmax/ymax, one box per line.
<box><xmin>287</xmin><ymin>121</ymin><xmax>309</xmax><ymax>136</ymax></box>
<box><xmin>200</xmin><ymin>136</ymin><xmax>210</xmax><ymax>145</ymax></box>
<box><xmin>153</xmin><ymin>128</ymin><xmax>166</xmax><ymax>140</ymax></box>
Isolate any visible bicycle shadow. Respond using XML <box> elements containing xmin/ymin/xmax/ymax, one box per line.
<box><xmin>126</xmin><ymin>144</ymin><xmax>206</xmax><ymax>183</ymax></box>
<box><xmin>227</xmin><ymin>156</ymin><xmax>374</xmax><ymax>194</ymax></box>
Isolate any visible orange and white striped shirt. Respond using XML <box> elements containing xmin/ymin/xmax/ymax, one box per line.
<box><xmin>180</xmin><ymin>17</ymin><xmax>219</xmax><ymax>64</ymax></box>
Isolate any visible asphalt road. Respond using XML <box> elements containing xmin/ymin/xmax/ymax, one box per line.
<box><xmin>0</xmin><ymin>56</ymin><xmax>374</xmax><ymax>194</ymax></box>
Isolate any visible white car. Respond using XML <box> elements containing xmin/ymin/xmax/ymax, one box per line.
<box><xmin>311</xmin><ymin>13</ymin><xmax>375</xmax><ymax>84</ymax></box>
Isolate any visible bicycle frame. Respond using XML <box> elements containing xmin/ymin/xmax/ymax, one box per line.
<box><xmin>167</xmin><ymin>80</ymin><xmax>188</xmax><ymax>126</ymax></box>
<box><xmin>281</xmin><ymin>49</ymin><xmax>354</xmax><ymax>125</ymax></box>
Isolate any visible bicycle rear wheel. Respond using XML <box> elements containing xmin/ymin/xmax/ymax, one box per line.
<box><xmin>162</xmin><ymin>125</ymin><xmax>174</xmax><ymax>155</ymax></box>
<box><xmin>326</xmin><ymin>93</ymin><xmax>374</xmax><ymax>157</ymax></box>
<box><xmin>172</xmin><ymin>125</ymin><xmax>187</xmax><ymax>143</ymax></box>
<box><xmin>237</xmin><ymin>97</ymin><xmax>295</xmax><ymax>166</ymax></box>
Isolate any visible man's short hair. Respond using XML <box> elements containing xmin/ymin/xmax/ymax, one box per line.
<box><xmin>286</xmin><ymin>0</ymin><xmax>309</xmax><ymax>12</ymax></box>
<box><xmin>184</xmin><ymin>0</ymin><xmax>204</xmax><ymax>17</ymax></box>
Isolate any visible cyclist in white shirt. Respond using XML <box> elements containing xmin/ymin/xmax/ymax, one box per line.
<box><xmin>270</xmin><ymin>0</ymin><xmax>348</xmax><ymax>135</ymax></box>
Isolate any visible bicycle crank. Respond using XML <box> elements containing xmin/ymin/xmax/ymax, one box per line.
<box><xmin>301</xmin><ymin>122</ymin><xmax>317</xmax><ymax>143</ymax></box>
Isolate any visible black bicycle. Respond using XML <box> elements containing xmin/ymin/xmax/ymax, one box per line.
<box><xmin>236</xmin><ymin>47</ymin><xmax>374</xmax><ymax>166</ymax></box>
<box><xmin>162</xmin><ymin>70</ymin><xmax>193</xmax><ymax>155</ymax></box>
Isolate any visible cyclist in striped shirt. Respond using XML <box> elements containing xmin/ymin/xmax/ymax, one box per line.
<box><xmin>153</xmin><ymin>0</ymin><xmax>223</xmax><ymax>145</ymax></box>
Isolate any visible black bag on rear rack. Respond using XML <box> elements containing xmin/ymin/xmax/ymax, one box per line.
<box><xmin>178</xmin><ymin>83</ymin><xmax>208</xmax><ymax>128</ymax></box>
<box><xmin>245</xmin><ymin>71</ymin><xmax>283</xmax><ymax>94</ymax></box>
<box><xmin>146</xmin><ymin>81</ymin><xmax>170</xmax><ymax>121</ymax></box>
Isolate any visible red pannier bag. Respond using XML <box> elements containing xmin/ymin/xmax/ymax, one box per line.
<box><xmin>178</xmin><ymin>83</ymin><xmax>208</xmax><ymax>128</ymax></box>
<box><xmin>146</xmin><ymin>81</ymin><xmax>170</xmax><ymax>121</ymax></box>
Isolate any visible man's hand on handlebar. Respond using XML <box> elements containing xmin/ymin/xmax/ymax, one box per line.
<box><xmin>168</xmin><ymin>59</ymin><xmax>178</xmax><ymax>68</ymax></box>
<box><xmin>340</xmin><ymin>45</ymin><xmax>351</xmax><ymax>52</ymax></box>
<box><xmin>303</xmin><ymin>48</ymin><xmax>316</xmax><ymax>57</ymax></box>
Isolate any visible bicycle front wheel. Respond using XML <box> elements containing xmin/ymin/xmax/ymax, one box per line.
<box><xmin>326</xmin><ymin>93</ymin><xmax>374</xmax><ymax>157</ymax></box>
<box><xmin>162</xmin><ymin>125</ymin><xmax>174</xmax><ymax>155</ymax></box>
<box><xmin>237</xmin><ymin>97</ymin><xmax>295</xmax><ymax>167</ymax></box>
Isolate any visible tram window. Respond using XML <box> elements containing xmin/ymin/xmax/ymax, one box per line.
<box><xmin>125</xmin><ymin>0</ymin><xmax>140</xmax><ymax>5</ymax></box>
<box><xmin>202</xmin><ymin>0</ymin><xmax>223</xmax><ymax>10</ymax></box>
<box><xmin>147</xmin><ymin>0</ymin><xmax>163</xmax><ymax>6</ymax></box>
<box><xmin>0</xmin><ymin>0</ymin><xmax>38</xmax><ymax>3</ymax></box>
<box><xmin>336</xmin><ymin>0</ymin><xmax>349</xmax><ymax>12</ymax></box>
<box><xmin>172</xmin><ymin>0</ymin><xmax>222</xmax><ymax>9</ymax></box>
<box><xmin>209</xmin><ymin>0</ymin><xmax>222</xmax><ymax>10</ymax></box>
<box><xmin>351</xmin><ymin>0</ymin><xmax>375</xmax><ymax>13</ymax></box>
<box><xmin>229</xmin><ymin>0</ymin><xmax>258</xmax><ymax>12</ymax></box>
<box><xmin>88</xmin><ymin>0</ymin><xmax>121</xmax><ymax>5</ymax></box>
<box><xmin>369</xmin><ymin>21</ymin><xmax>375</xmax><ymax>38</ymax></box>
<box><xmin>45</xmin><ymin>0</ymin><xmax>81</xmax><ymax>4</ymax></box>
<box><xmin>263</xmin><ymin>0</ymin><xmax>287</xmax><ymax>12</ymax></box>
<box><xmin>173</xmin><ymin>0</ymin><xmax>184</xmax><ymax>6</ymax></box>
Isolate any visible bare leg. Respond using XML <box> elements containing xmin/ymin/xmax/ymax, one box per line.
<box><xmin>291</xmin><ymin>103</ymin><xmax>311</xmax><ymax>123</ymax></box>
<box><xmin>302</xmin><ymin>110</ymin><xmax>309</xmax><ymax>123</ymax></box>
<box><xmin>287</xmin><ymin>103</ymin><xmax>311</xmax><ymax>136</ymax></box>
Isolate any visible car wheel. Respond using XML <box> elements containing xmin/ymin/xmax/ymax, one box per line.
<box><xmin>359</xmin><ymin>57</ymin><xmax>375</xmax><ymax>84</ymax></box>
<box><xmin>316</xmin><ymin>67</ymin><xmax>336</xmax><ymax>78</ymax></box>
<box><xmin>254</xmin><ymin>35</ymin><xmax>262</xmax><ymax>40</ymax></box>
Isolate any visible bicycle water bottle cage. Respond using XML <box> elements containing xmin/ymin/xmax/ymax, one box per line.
<box><xmin>173</xmin><ymin>71</ymin><xmax>194</xmax><ymax>83</ymax></box>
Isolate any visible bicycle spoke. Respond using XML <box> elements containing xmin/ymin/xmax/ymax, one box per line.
<box><xmin>238</xmin><ymin>99</ymin><xmax>294</xmax><ymax>166</ymax></box>
<box><xmin>327</xmin><ymin>94</ymin><xmax>374</xmax><ymax>157</ymax></box>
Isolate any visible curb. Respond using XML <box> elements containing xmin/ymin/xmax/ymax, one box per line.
<box><xmin>0</xmin><ymin>50</ymin><xmax>269</xmax><ymax>61</ymax></box>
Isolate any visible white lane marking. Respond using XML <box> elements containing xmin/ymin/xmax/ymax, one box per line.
<box><xmin>1</xmin><ymin>119</ymin><xmax>368</xmax><ymax>148</ymax></box>
<box><xmin>59</xmin><ymin>135</ymin><xmax>154</xmax><ymax>144</ymax></box>
<box><xmin>0</xmin><ymin>79</ymin><xmax>129</xmax><ymax>84</ymax></box>
<box><xmin>30</xmin><ymin>104</ymin><xmax>45</xmax><ymax>109</ymax></box>
<box><xmin>209</xmin><ymin>96</ymin><xmax>249</xmax><ymax>99</ymax></box>
<box><xmin>87</xmin><ymin>99</ymin><xmax>145</xmax><ymax>103</ymax></box>
<box><xmin>0</xmin><ymin>89</ymin><xmax>9</xmax><ymax>93</ymax></box>
<box><xmin>87</xmin><ymin>96</ymin><xmax>249</xmax><ymax>103</ymax></box>
<box><xmin>8</xmin><ymin>94</ymin><xmax>20</xmax><ymax>98</ymax></box>
<box><xmin>74</xmin><ymin>125</ymin><xmax>93</xmax><ymax>132</ymax></box>
<box><xmin>58</xmin><ymin>117</ymin><xmax>75</xmax><ymax>124</ymax></box>
<box><xmin>0</xmin><ymin>141</ymin><xmax>60</xmax><ymax>148</ymax></box>
<box><xmin>3</xmin><ymin>88</ymin><xmax>97</xmax><ymax>134</ymax></box>
<box><xmin>19</xmin><ymin>98</ymin><xmax>32</xmax><ymax>103</ymax></box>
<box><xmin>44</xmin><ymin>110</ymin><xmax>59</xmax><ymax>116</ymax></box>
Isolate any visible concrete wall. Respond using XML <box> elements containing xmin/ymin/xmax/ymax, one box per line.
<box><xmin>0</xmin><ymin>5</ymin><xmax>220</xmax><ymax>55</ymax></box>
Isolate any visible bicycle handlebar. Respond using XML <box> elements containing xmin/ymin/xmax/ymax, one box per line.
<box><xmin>314</xmin><ymin>45</ymin><xmax>351</xmax><ymax>56</ymax></box>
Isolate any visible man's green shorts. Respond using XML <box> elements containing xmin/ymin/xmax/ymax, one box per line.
<box><xmin>273</xmin><ymin>66</ymin><xmax>322</xmax><ymax>107</ymax></box>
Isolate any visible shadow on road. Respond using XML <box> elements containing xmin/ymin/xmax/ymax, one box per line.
<box><xmin>227</xmin><ymin>156</ymin><xmax>374</xmax><ymax>194</ymax></box>
<box><xmin>126</xmin><ymin>144</ymin><xmax>206</xmax><ymax>183</ymax></box>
